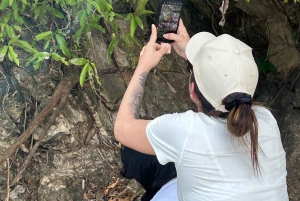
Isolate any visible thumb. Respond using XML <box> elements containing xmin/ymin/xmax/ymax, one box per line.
<box><xmin>159</xmin><ymin>43</ymin><xmax>171</xmax><ymax>55</ymax></box>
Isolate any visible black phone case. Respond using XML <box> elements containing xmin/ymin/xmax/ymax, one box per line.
<box><xmin>155</xmin><ymin>0</ymin><xmax>183</xmax><ymax>43</ymax></box>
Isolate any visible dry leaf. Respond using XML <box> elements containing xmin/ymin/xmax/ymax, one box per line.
<box><xmin>219</xmin><ymin>0</ymin><xmax>229</xmax><ymax>27</ymax></box>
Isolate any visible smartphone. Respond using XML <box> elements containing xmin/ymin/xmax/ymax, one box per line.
<box><xmin>155</xmin><ymin>0</ymin><xmax>183</xmax><ymax>43</ymax></box>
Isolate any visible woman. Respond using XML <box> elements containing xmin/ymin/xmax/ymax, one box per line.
<box><xmin>114</xmin><ymin>20</ymin><xmax>288</xmax><ymax>200</ymax></box>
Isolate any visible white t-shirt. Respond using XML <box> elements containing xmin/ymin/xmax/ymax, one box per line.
<box><xmin>146</xmin><ymin>106</ymin><xmax>288</xmax><ymax>201</ymax></box>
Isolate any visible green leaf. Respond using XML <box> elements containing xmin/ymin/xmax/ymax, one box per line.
<box><xmin>80</xmin><ymin>63</ymin><xmax>91</xmax><ymax>87</ymax></box>
<box><xmin>21</xmin><ymin>0</ymin><xmax>26</xmax><ymax>10</ymax></box>
<box><xmin>140</xmin><ymin>10</ymin><xmax>155</xmax><ymax>15</ymax></box>
<box><xmin>267</xmin><ymin>61</ymin><xmax>276</xmax><ymax>72</ymax></box>
<box><xmin>77</xmin><ymin>10</ymin><xmax>86</xmax><ymax>27</ymax></box>
<box><xmin>130</xmin><ymin>15</ymin><xmax>136</xmax><ymax>37</ymax></box>
<box><xmin>8</xmin><ymin>46</ymin><xmax>19</xmax><ymax>66</ymax></box>
<box><xmin>73</xmin><ymin>27</ymin><xmax>84</xmax><ymax>45</ymax></box>
<box><xmin>43</xmin><ymin>39</ymin><xmax>51</xmax><ymax>50</ymax></box>
<box><xmin>8</xmin><ymin>36</ymin><xmax>19</xmax><ymax>45</ymax></box>
<box><xmin>11</xmin><ymin>0</ymin><xmax>18</xmax><ymax>10</ymax></box>
<box><xmin>0</xmin><ymin>46</ymin><xmax>8</xmax><ymax>60</ymax></box>
<box><xmin>114</xmin><ymin>13</ymin><xmax>124</xmax><ymax>19</ymax></box>
<box><xmin>0</xmin><ymin>0</ymin><xmax>9</xmax><ymax>10</ymax></box>
<box><xmin>51</xmin><ymin>53</ymin><xmax>62</xmax><ymax>61</ymax></box>
<box><xmin>109</xmin><ymin>12</ymin><xmax>115</xmax><ymax>21</ymax></box>
<box><xmin>95</xmin><ymin>74</ymin><xmax>101</xmax><ymax>85</ymax></box>
<box><xmin>69</xmin><ymin>58</ymin><xmax>89</xmax><ymax>65</ymax></box>
<box><xmin>86</xmin><ymin>0</ymin><xmax>92</xmax><ymax>14</ymax></box>
<box><xmin>95</xmin><ymin>0</ymin><xmax>110</xmax><ymax>11</ymax></box>
<box><xmin>16</xmin><ymin>40</ymin><xmax>37</xmax><ymax>53</ymax></box>
<box><xmin>109</xmin><ymin>20</ymin><xmax>117</xmax><ymax>32</ymax></box>
<box><xmin>55</xmin><ymin>34</ymin><xmax>71</xmax><ymax>58</ymax></box>
<box><xmin>257</xmin><ymin>58</ymin><xmax>276</xmax><ymax>74</ymax></box>
<box><xmin>106</xmin><ymin>3</ymin><xmax>112</xmax><ymax>11</ymax></box>
<box><xmin>50</xmin><ymin>7</ymin><xmax>64</xmax><ymax>18</ymax></box>
<box><xmin>51</xmin><ymin>53</ymin><xmax>68</xmax><ymax>65</ymax></box>
<box><xmin>91</xmin><ymin>1</ymin><xmax>101</xmax><ymax>13</ymax></box>
<box><xmin>134</xmin><ymin>16</ymin><xmax>143</xmax><ymax>29</ymax></box>
<box><xmin>13</xmin><ymin>25</ymin><xmax>21</xmax><ymax>32</ymax></box>
<box><xmin>3</xmin><ymin>12</ymin><xmax>12</xmax><ymax>23</ymax></box>
<box><xmin>90</xmin><ymin>23</ymin><xmax>105</xmax><ymax>33</ymax></box>
<box><xmin>33</xmin><ymin>62</ymin><xmax>41</xmax><ymax>69</ymax></box>
<box><xmin>9</xmin><ymin>0</ymin><xmax>13</xmax><ymax>6</ymax></box>
<box><xmin>124</xmin><ymin>13</ymin><xmax>132</xmax><ymax>21</ymax></box>
<box><xmin>5</xmin><ymin>24</ymin><xmax>13</xmax><ymax>38</ymax></box>
<box><xmin>107</xmin><ymin>36</ymin><xmax>118</xmax><ymax>63</ymax></box>
<box><xmin>13</xmin><ymin>10</ymin><xmax>24</xmax><ymax>24</ymax></box>
<box><xmin>35</xmin><ymin>31</ymin><xmax>53</xmax><ymax>41</ymax></box>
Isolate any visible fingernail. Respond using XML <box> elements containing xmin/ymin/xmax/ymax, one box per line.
<box><xmin>162</xmin><ymin>43</ymin><xmax>171</xmax><ymax>48</ymax></box>
<box><xmin>163</xmin><ymin>34</ymin><xmax>167</xmax><ymax>38</ymax></box>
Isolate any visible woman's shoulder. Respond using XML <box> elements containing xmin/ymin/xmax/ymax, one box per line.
<box><xmin>252</xmin><ymin>106</ymin><xmax>278</xmax><ymax>126</ymax></box>
<box><xmin>252</xmin><ymin>105</ymin><xmax>275</xmax><ymax>118</ymax></box>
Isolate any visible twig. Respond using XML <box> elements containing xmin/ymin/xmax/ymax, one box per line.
<box><xmin>268</xmin><ymin>85</ymin><xmax>286</xmax><ymax>107</ymax></box>
<box><xmin>156</xmin><ymin>70</ymin><xmax>177</xmax><ymax>93</ymax></box>
<box><xmin>291</xmin><ymin>71</ymin><xmax>300</xmax><ymax>90</ymax></box>
<box><xmin>0</xmin><ymin>75</ymin><xmax>78</xmax><ymax>165</ymax></box>
<box><xmin>0</xmin><ymin>67</ymin><xmax>12</xmax><ymax>122</ymax></box>
<box><xmin>205</xmin><ymin>0</ymin><xmax>218</xmax><ymax>36</ymax></box>
<box><xmin>83</xmin><ymin>93</ymin><xmax>108</xmax><ymax>139</ymax></box>
<box><xmin>5</xmin><ymin>159</ymin><xmax>10</xmax><ymax>201</ymax></box>
<box><xmin>9</xmin><ymin>78</ymin><xmax>75</xmax><ymax>187</ymax></box>
<box><xmin>96</xmin><ymin>148</ymin><xmax>115</xmax><ymax>170</ymax></box>
<box><xmin>116</xmin><ymin>186</ymin><xmax>129</xmax><ymax>198</ymax></box>
<box><xmin>266</xmin><ymin>19</ymin><xmax>271</xmax><ymax>61</ymax></box>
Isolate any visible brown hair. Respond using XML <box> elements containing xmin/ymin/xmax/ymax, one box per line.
<box><xmin>222</xmin><ymin>95</ymin><xmax>260</xmax><ymax>173</ymax></box>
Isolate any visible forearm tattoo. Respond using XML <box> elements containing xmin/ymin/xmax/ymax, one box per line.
<box><xmin>132</xmin><ymin>72</ymin><xmax>148</xmax><ymax>118</ymax></box>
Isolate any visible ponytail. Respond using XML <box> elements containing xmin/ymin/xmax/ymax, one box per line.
<box><xmin>222</xmin><ymin>93</ymin><xmax>260</xmax><ymax>173</ymax></box>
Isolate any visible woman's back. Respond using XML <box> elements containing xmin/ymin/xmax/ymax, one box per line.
<box><xmin>146</xmin><ymin>106</ymin><xmax>288</xmax><ymax>201</ymax></box>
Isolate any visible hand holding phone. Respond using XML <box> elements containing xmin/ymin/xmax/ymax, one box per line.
<box><xmin>163</xmin><ymin>19</ymin><xmax>190</xmax><ymax>59</ymax></box>
<box><xmin>155</xmin><ymin>0</ymin><xmax>183</xmax><ymax>43</ymax></box>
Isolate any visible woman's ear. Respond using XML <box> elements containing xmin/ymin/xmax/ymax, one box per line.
<box><xmin>190</xmin><ymin>82</ymin><xmax>203</xmax><ymax>112</ymax></box>
<box><xmin>189</xmin><ymin>82</ymin><xmax>196</xmax><ymax>101</ymax></box>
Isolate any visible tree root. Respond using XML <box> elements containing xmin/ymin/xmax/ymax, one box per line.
<box><xmin>0</xmin><ymin>75</ymin><xmax>78</xmax><ymax>166</ymax></box>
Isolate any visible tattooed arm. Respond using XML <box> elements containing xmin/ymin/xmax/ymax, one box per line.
<box><xmin>114</xmin><ymin>25</ymin><xmax>171</xmax><ymax>154</ymax></box>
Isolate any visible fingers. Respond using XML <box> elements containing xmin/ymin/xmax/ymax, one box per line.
<box><xmin>159</xmin><ymin>43</ymin><xmax>171</xmax><ymax>55</ymax></box>
<box><xmin>149</xmin><ymin>24</ymin><xmax>157</xmax><ymax>43</ymax></box>
<box><xmin>154</xmin><ymin>43</ymin><xmax>161</xmax><ymax>50</ymax></box>
<box><xmin>163</xmin><ymin>33</ymin><xmax>180</xmax><ymax>42</ymax></box>
<box><xmin>177</xmin><ymin>19</ymin><xmax>187</xmax><ymax>33</ymax></box>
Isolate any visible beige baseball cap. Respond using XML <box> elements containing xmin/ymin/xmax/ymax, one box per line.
<box><xmin>186</xmin><ymin>32</ymin><xmax>259</xmax><ymax>112</ymax></box>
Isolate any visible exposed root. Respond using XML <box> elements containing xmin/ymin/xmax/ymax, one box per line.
<box><xmin>5</xmin><ymin>159</ymin><xmax>10</xmax><ymax>201</ymax></box>
<box><xmin>205</xmin><ymin>0</ymin><xmax>219</xmax><ymax>36</ymax></box>
<box><xmin>0</xmin><ymin>75</ymin><xmax>78</xmax><ymax>166</ymax></box>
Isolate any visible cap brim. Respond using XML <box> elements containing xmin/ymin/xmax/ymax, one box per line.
<box><xmin>186</xmin><ymin>32</ymin><xmax>216</xmax><ymax>63</ymax></box>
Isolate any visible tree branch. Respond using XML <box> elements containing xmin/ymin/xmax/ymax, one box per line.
<box><xmin>9</xmin><ymin>81</ymin><xmax>72</xmax><ymax>187</ymax></box>
<box><xmin>0</xmin><ymin>75</ymin><xmax>78</xmax><ymax>165</ymax></box>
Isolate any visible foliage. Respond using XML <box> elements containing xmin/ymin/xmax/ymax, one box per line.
<box><xmin>123</xmin><ymin>0</ymin><xmax>154</xmax><ymax>68</ymax></box>
<box><xmin>0</xmin><ymin>0</ymin><xmax>153</xmax><ymax>87</ymax></box>
<box><xmin>256</xmin><ymin>58</ymin><xmax>276</xmax><ymax>74</ymax></box>
<box><xmin>246</xmin><ymin>0</ymin><xmax>300</xmax><ymax>2</ymax></box>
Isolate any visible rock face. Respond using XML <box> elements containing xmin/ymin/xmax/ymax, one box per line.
<box><xmin>0</xmin><ymin>0</ymin><xmax>299</xmax><ymax>200</ymax></box>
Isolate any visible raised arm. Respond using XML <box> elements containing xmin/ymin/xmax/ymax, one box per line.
<box><xmin>114</xmin><ymin>25</ymin><xmax>171</xmax><ymax>155</ymax></box>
